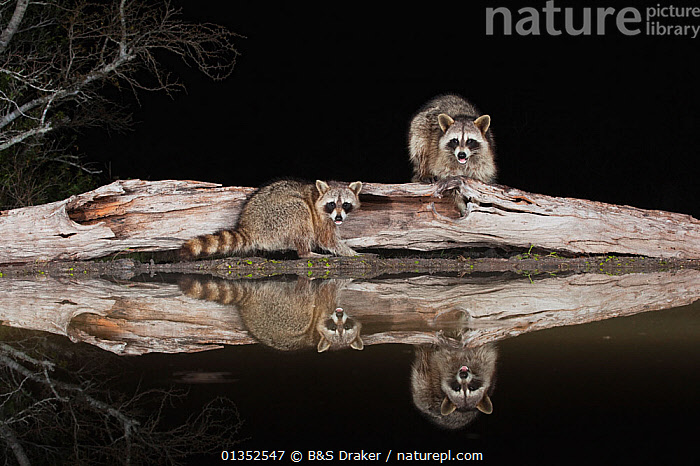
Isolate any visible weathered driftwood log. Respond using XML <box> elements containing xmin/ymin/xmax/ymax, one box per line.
<box><xmin>0</xmin><ymin>270</ymin><xmax>697</xmax><ymax>355</ymax></box>
<box><xmin>0</xmin><ymin>178</ymin><xmax>698</xmax><ymax>264</ymax></box>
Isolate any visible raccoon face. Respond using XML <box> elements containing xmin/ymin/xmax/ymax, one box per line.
<box><xmin>315</xmin><ymin>180</ymin><xmax>362</xmax><ymax>225</ymax></box>
<box><xmin>317</xmin><ymin>307</ymin><xmax>364</xmax><ymax>352</ymax></box>
<box><xmin>412</xmin><ymin>344</ymin><xmax>496</xmax><ymax>429</ymax></box>
<box><xmin>438</xmin><ymin>114</ymin><xmax>491</xmax><ymax>165</ymax></box>
<box><xmin>440</xmin><ymin>364</ymin><xmax>492</xmax><ymax>415</ymax></box>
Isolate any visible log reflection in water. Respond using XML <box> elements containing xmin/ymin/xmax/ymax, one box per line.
<box><xmin>0</xmin><ymin>269</ymin><xmax>697</xmax><ymax>355</ymax></box>
<box><xmin>343</xmin><ymin>270</ymin><xmax>700</xmax><ymax>347</ymax></box>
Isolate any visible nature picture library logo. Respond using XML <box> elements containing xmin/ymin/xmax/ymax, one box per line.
<box><xmin>485</xmin><ymin>1</ymin><xmax>700</xmax><ymax>38</ymax></box>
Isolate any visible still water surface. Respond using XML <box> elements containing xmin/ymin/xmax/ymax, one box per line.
<box><xmin>1</xmin><ymin>271</ymin><xmax>698</xmax><ymax>464</ymax></box>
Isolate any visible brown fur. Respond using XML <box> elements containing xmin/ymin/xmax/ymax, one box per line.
<box><xmin>179</xmin><ymin>276</ymin><xmax>363</xmax><ymax>352</ymax></box>
<box><xmin>411</xmin><ymin>344</ymin><xmax>497</xmax><ymax>429</ymax></box>
<box><xmin>181</xmin><ymin>179</ymin><xmax>362</xmax><ymax>259</ymax></box>
<box><xmin>408</xmin><ymin>94</ymin><xmax>497</xmax><ymax>215</ymax></box>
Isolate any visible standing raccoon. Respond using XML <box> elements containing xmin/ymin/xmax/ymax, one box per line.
<box><xmin>408</xmin><ymin>94</ymin><xmax>496</xmax><ymax>215</ymax></box>
<box><xmin>411</xmin><ymin>344</ymin><xmax>497</xmax><ymax>430</ymax></box>
<box><xmin>181</xmin><ymin>179</ymin><xmax>362</xmax><ymax>259</ymax></box>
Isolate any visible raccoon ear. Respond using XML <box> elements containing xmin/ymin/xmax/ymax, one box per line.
<box><xmin>350</xmin><ymin>335</ymin><xmax>364</xmax><ymax>351</ymax></box>
<box><xmin>477</xmin><ymin>393</ymin><xmax>493</xmax><ymax>415</ymax></box>
<box><xmin>474</xmin><ymin>115</ymin><xmax>491</xmax><ymax>134</ymax></box>
<box><xmin>348</xmin><ymin>181</ymin><xmax>362</xmax><ymax>196</ymax></box>
<box><xmin>317</xmin><ymin>336</ymin><xmax>331</xmax><ymax>353</ymax></box>
<box><xmin>437</xmin><ymin>114</ymin><xmax>454</xmax><ymax>133</ymax></box>
<box><xmin>315</xmin><ymin>180</ymin><xmax>330</xmax><ymax>195</ymax></box>
<box><xmin>440</xmin><ymin>396</ymin><xmax>457</xmax><ymax>416</ymax></box>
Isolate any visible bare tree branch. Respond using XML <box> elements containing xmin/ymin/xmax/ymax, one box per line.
<box><xmin>0</xmin><ymin>0</ymin><xmax>240</xmax><ymax>209</ymax></box>
<box><xmin>0</xmin><ymin>120</ymin><xmax>51</xmax><ymax>150</ymax></box>
<box><xmin>0</xmin><ymin>420</ymin><xmax>31</xmax><ymax>466</ymax></box>
<box><xmin>0</xmin><ymin>0</ymin><xmax>29</xmax><ymax>53</ymax></box>
<box><xmin>0</xmin><ymin>0</ymin><xmax>240</xmax><ymax>154</ymax></box>
<box><xmin>0</xmin><ymin>335</ymin><xmax>243</xmax><ymax>464</ymax></box>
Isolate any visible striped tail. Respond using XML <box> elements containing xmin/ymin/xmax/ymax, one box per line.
<box><xmin>180</xmin><ymin>229</ymin><xmax>249</xmax><ymax>259</ymax></box>
<box><xmin>178</xmin><ymin>277</ymin><xmax>245</xmax><ymax>305</ymax></box>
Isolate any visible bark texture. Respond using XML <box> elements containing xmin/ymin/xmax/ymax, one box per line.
<box><xmin>0</xmin><ymin>270</ymin><xmax>697</xmax><ymax>355</ymax></box>
<box><xmin>1</xmin><ymin>178</ymin><xmax>698</xmax><ymax>264</ymax></box>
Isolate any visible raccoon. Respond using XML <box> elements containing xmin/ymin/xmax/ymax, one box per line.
<box><xmin>181</xmin><ymin>179</ymin><xmax>362</xmax><ymax>259</ymax></box>
<box><xmin>178</xmin><ymin>276</ymin><xmax>363</xmax><ymax>352</ymax></box>
<box><xmin>408</xmin><ymin>94</ymin><xmax>496</xmax><ymax>215</ymax></box>
<box><xmin>411</xmin><ymin>344</ymin><xmax>497</xmax><ymax>429</ymax></box>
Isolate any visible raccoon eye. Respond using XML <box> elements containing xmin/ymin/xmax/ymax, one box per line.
<box><xmin>344</xmin><ymin>321</ymin><xmax>355</xmax><ymax>330</ymax></box>
<box><xmin>326</xmin><ymin>319</ymin><xmax>337</xmax><ymax>331</ymax></box>
<box><xmin>450</xmin><ymin>382</ymin><xmax>461</xmax><ymax>392</ymax></box>
<box><xmin>341</xmin><ymin>202</ymin><xmax>353</xmax><ymax>213</ymax></box>
<box><xmin>465</xmin><ymin>138</ymin><xmax>479</xmax><ymax>149</ymax></box>
<box><xmin>325</xmin><ymin>202</ymin><xmax>336</xmax><ymax>213</ymax></box>
<box><xmin>468</xmin><ymin>380</ymin><xmax>482</xmax><ymax>391</ymax></box>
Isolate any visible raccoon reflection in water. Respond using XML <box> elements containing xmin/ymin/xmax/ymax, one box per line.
<box><xmin>411</xmin><ymin>343</ymin><xmax>497</xmax><ymax>430</ymax></box>
<box><xmin>179</xmin><ymin>276</ymin><xmax>363</xmax><ymax>352</ymax></box>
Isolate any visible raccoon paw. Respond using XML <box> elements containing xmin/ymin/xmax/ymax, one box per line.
<box><xmin>435</xmin><ymin>177</ymin><xmax>461</xmax><ymax>193</ymax></box>
<box><xmin>330</xmin><ymin>244</ymin><xmax>360</xmax><ymax>257</ymax></box>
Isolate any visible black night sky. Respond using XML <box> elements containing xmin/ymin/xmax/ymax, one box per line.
<box><xmin>82</xmin><ymin>0</ymin><xmax>699</xmax><ymax>219</ymax></box>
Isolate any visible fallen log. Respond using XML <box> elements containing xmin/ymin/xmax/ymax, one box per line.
<box><xmin>0</xmin><ymin>178</ymin><xmax>698</xmax><ymax>264</ymax></box>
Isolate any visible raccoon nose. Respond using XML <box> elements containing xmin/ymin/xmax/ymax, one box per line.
<box><xmin>457</xmin><ymin>151</ymin><xmax>468</xmax><ymax>163</ymax></box>
<box><xmin>459</xmin><ymin>366</ymin><xmax>470</xmax><ymax>379</ymax></box>
<box><xmin>335</xmin><ymin>214</ymin><xmax>343</xmax><ymax>223</ymax></box>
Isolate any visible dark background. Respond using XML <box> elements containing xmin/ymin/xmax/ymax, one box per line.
<box><xmin>82</xmin><ymin>0</ymin><xmax>699</xmax><ymax>219</ymax></box>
